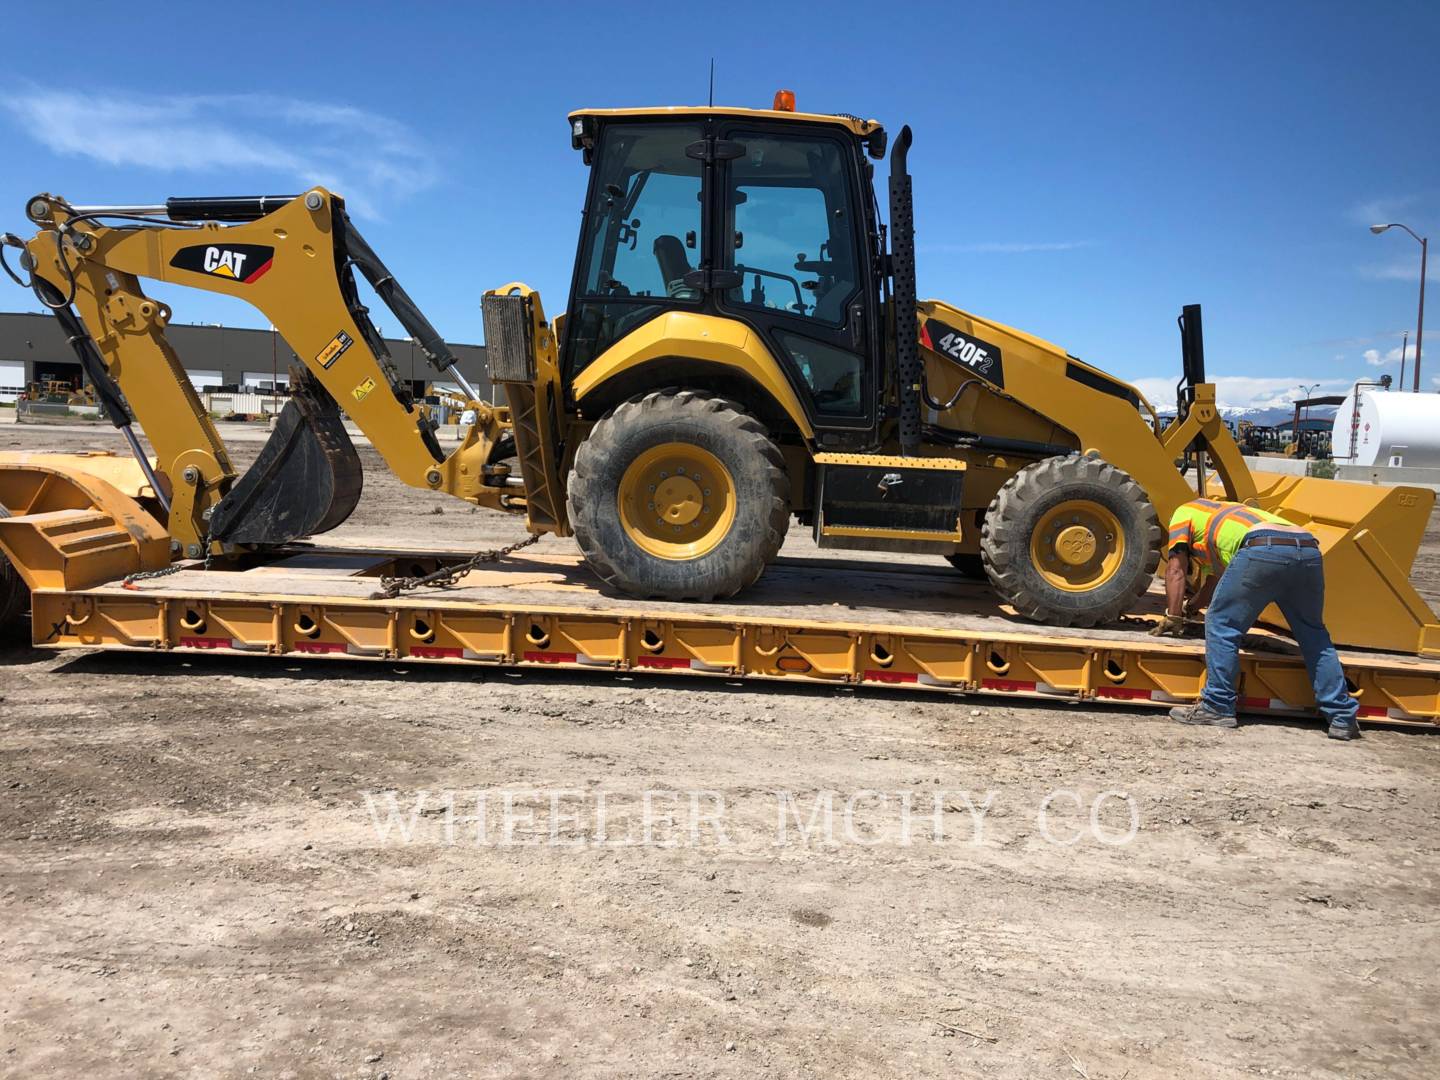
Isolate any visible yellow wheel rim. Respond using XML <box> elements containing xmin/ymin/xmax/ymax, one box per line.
<box><xmin>618</xmin><ymin>443</ymin><xmax>737</xmax><ymax>561</ymax></box>
<box><xmin>1029</xmin><ymin>500</ymin><xmax>1126</xmax><ymax>592</ymax></box>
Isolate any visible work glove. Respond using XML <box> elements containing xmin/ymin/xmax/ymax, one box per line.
<box><xmin>1148</xmin><ymin>613</ymin><xmax>1188</xmax><ymax>638</ymax></box>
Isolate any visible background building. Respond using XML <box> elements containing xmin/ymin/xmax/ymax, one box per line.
<box><xmin>0</xmin><ymin>311</ymin><xmax>490</xmax><ymax>403</ymax></box>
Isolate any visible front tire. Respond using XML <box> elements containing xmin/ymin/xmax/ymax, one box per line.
<box><xmin>567</xmin><ymin>389</ymin><xmax>790</xmax><ymax>601</ymax></box>
<box><xmin>981</xmin><ymin>453</ymin><xmax>1160</xmax><ymax>627</ymax></box>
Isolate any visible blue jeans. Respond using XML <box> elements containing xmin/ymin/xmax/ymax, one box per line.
<box><xmin>1200</xmin><ymin>531</ymin><xmax>1359</xmax><ymax>725</ymax></box>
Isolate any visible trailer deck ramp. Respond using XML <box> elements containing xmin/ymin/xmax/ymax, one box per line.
<box><xmin>27</xmin><ymin>541</ymin><xmax>1440</xmax><ymax>726</ymax></box>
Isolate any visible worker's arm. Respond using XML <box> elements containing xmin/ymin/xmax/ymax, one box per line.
<box><xmin>1163</xmin><ymin>550</ymin><xmax>1190</xmax><ymax>617</ymax></box>
<box><xmin>1185</xmin><ymin>571</ymin><xmax>1218</xmax><ymax>618</ymax></box>
<box><xmin>1149</xmin><ymin>547</ymin><xmax>1193</xmax><ymax>637</ymax></box>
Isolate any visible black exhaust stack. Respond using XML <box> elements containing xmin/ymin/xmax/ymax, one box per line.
<box><xmin>888</xmin><ymin>126</ymin><xmax>921</xmax><ymax>457</ymax></box>
<box><xmin>1176</xmin><ymin>303</ymin><xmax>1205</xmax><ymax>421</ymax></box>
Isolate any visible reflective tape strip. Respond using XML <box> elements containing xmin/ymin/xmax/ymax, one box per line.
<box><xmin>179</xmin><ymin>635</ymin><xmax>231</xmax><ymax>650</ymax></box>
<box><xmin>982</xmin><ymin>678</ymin><xmax>1039</xmax><ymax>692</ymax></box>
<box><xmin>865</xmin><ymin>669</ymin><xmax>918</xmax><ymax>684</ymax></box>
<box><xmin>1204</xmin><ymin>505</ymin><xmax>1257</xmax><ymax>563</ymax></box>
<box><xmin>524</xmin><ymin>650</ymin><xmax>578</xmax><ymax>664</ymax></box>
<box><xmin>638</xmin><ymin>655</ymin><xmax>691</xmax><ymax>669</ymax></box>
<box><xmin>295</xmin><ymin>641</ymin><xmax>346</xmax><ymax>655</ymax></box>
<box><xmin>410</xmin><ymin>645</ymin><xmax>462</xmax><ymax>659</ymax></box>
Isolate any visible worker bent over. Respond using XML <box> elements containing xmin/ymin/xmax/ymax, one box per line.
<box><xmin>1154</xmin><ymin>498</ymin><xmax>1360</xmax><ymax>740</ymax></box>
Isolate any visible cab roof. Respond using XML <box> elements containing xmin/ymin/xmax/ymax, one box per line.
<box><xmin>568</xmin><ymin>106</ymin><xmax>884</xmax><ymax>140</ymax></box>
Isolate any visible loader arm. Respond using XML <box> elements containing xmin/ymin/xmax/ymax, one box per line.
<box><xmin>916</xmin><ymin>299</ymin><xmax>1439</xmax><ymax>655</ymax></box>
<box><xmin>919</xmin><ymin>298</ymin><xmax>1254</xmax><ymax>526</ymax></box>
<box><xmin>16</xmin><ymin>190</ymin><xmax>522</xmax><ymax>550</ymax></box>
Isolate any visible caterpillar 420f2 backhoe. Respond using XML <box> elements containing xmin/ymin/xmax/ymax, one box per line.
<box><xmin>1</xmin><ymin>93</ymin><xmax>1436</xmax><ymax>656</ymax></box>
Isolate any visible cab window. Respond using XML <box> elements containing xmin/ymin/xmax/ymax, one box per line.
<box><xmin>577</xmin><ymin>124</ymin><xmax>704</xmax><ymax>302</ymax></box>
<box><xmin>724</xmin><ymin>133</ymin><xmax>859</xmax><ymax>327</ymax></box>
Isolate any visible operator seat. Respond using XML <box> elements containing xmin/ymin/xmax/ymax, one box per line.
<box><xmin>654</xmin><ymin>235</ymin><xmax>701</xmax><ymax>300</ymax></box>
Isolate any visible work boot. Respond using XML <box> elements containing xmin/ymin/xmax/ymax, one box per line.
<box><xmin>1169</xmin><ymin>702</ymin><xmax>1238</xmax><ymax>728</ymax></box>
<box><xmin>1327</xmin><ymin>719</ymin><xmax>1362</xmax><ymax>741</ymax></box>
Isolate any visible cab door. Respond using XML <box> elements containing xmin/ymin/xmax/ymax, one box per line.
<box><xmin>715</xmin><ymin>124</ymin><xmax>878</xmax><ymax>440</ymax></box>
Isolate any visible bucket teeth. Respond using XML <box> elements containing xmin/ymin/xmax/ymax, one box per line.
<box><xmin>207</xmin><ymin>368</ymin><xmax>363</xmax><ymax>545</ymax></box>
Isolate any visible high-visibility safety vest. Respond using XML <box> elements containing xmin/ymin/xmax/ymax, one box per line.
<box><xmin>1166</xmin><ymin>498</ymin><xmax>1292</xmax><ymax>574</ymax></box>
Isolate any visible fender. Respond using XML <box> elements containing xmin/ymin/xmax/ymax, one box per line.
<box><xmin>571</xmin><ymin>311</ymin><xmax>816</xmax><ymax>440</ymax></box>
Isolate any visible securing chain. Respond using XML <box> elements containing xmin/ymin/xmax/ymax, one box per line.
<box><xmin>369</xmin><ymin>532</ymin><xmax>541</xmax><ymax>600</ymax></box>
<box><xmin>122</xmin><ymin>533</ymin><xmax>215</xmax><ymax>589</ymax></box>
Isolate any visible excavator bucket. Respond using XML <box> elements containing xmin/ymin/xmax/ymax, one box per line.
<box><xmin>207</xmin><ymin>368</ymin><xmax>363</xmax><ymax>546</ymax></box>
<box><xmin>1213</xmin><ymin>470</ymin><xmax>1440</xmax><ymax>656</ymax></box>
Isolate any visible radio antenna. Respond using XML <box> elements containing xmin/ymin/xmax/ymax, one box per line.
<box><xmin>708</xmin><ymin>58</ymin><xmax>715</xmax><ymax>107</ymax></box>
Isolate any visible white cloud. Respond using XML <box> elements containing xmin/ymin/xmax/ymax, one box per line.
<box><xmin>1131</xmin><ymin>375</ymin><xmax>1353</xmax><ymax>411</ymax></box>
<box><xmin>1350</xmin><ymin>195</ymin><xmax>1422</xmax><ymax>227</ymax></box>
<box><xmin>1363</xmin><ymin>346</ymin><xmax>1409</xmax><ymax>366</ymax></box>
<box><xmin>1359</xmin><ymin>259</ymin><xmax>1439</xmax><ymax>284</ymax></box>
<box><xmin>0</xmin><ymin>88</ymin><xmax>437</xmax><ymax>220</ymax></box>
<box><xmin>919</xmin><ymin>240</ymin><xmax>1091</xmax><ymax>254</ymax></box>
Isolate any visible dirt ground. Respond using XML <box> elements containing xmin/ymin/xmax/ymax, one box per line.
<box><xmin>3</xmin><ymin>422</ymin><xmax>1439</xmax><ymax>1079</ymax></box>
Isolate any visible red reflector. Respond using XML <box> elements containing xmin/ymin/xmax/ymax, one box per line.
<box><xmin>1357</xmin><ymin>705</ymin><xmax>1388</xmax><ymax>718</ymax></box>
<box><xmin>294</xmin><ymin>641</ymin><xmax>345</xmax><ymax>654</ymax></box>
<box><xmin>524</xmin><ymin>650</ymin><xmax>577</xmax><ymax>664</ymax></box>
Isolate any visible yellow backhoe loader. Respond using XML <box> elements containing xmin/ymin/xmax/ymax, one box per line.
<box><xmin>1</xmin><ymin>93</ymin><xmax>1436</xmax><ymax>657</ymax></box>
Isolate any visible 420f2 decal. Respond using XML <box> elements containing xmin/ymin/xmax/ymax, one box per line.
<box><xmin>169</xmin><ymin>243</ymin><xmax>275</xmax><ymax>284</ymax></box>
<box><xmin>919</xmin><ymin>318</ymin><xmax>1005</xmax><ymax>389</ymax></box>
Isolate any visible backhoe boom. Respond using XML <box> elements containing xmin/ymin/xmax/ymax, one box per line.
<box><xmin>14</xmin><ymin>189</ymin><xmax>522</xmax><ymax>550</ymax></box>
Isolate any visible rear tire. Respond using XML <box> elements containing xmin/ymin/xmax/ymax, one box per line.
<box><xmin>567</xmin><ymin>389</ymin><xmax>790</xmax><ymax>601</ymax></box>
<box><xmin>981</xmin><ymin>453</ymin><xmax>1160</xmax><ymax>627</ymax></box>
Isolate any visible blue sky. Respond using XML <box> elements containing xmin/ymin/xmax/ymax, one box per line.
<box><xmin>1</xmin><ymin>0</ymin><xmax>1435</xmax><ymax>410</ymax></box>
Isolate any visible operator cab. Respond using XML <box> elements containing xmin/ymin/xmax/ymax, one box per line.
<box><xmin>565</xmin><ymin>97</ymin><xmax>888</xmax><ymax>446</ymax></box>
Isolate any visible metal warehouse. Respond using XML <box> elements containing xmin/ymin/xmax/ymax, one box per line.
<box><xmin>0</xmin><ymin>310</ymin><xmax>489</xmax><ymax>403</ymax></box>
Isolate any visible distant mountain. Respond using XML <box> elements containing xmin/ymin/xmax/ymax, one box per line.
<box><xmin>1216</xmin><ymin>405</ymin><xmax>1337</xmax><ymax>425</ymax></box>
<box><xmin>1157</xmin><ymin>405</ymin><xmax>1339</xmax><ymax>427</ymax></box>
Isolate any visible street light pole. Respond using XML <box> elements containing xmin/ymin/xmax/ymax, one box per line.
<box><xmin>1399</xmin><ymin>331</ymin><xmax>1408</xmax><ymax>391</ymax></box>
<box><xmin>1371</xmin><ymin>223</ymin><xmax>1428</xmax><ymax>392</ymax></box>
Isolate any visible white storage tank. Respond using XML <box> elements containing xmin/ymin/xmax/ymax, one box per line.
<box><xmin>1331</xmin><ymin>388</ymin><xmax>1440</xmax><ymax>467</ymax></box>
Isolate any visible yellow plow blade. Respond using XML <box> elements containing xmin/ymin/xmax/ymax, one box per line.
<box><xmin>1218</xmin><ymin>471</ymin><xmax>1440</xmax><ymax>656</ymax></box>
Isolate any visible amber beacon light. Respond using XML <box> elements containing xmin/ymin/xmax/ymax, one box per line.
<box><xmin>772</xmin><ymin>89</ymin><xmax>796</xmax><ymax>112</ymax></box>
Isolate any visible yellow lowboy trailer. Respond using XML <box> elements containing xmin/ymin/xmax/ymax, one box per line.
<box><xmin>25</xmin><ymin>548</ymin><xmax>1440</xmax><ymax>726</ymax></box>
<box><xmin>3</xmin><ymin>453</ymin><xmax>1437</xmax><ymax>727</ymax></box>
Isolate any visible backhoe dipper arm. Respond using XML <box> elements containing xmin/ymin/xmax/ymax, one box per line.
<box><xmin>19</xmin><ymin>190</ymin><xmax>518</xmax><ymax>549</ymax></box>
